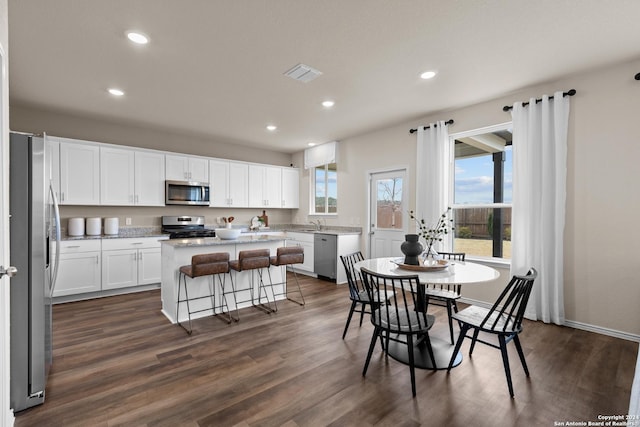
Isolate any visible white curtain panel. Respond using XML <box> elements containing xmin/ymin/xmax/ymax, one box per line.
<box><xmin>415</xmin><ymin>121</ymin><xmax>451</xmax><ymax>252</ymax></box>
<box><xmin>510</xmin><ymin>91</ymin><xmax>570</xmax><ymax>325</ymax></box>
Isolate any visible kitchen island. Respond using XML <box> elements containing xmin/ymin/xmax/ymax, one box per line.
<box><xmin>161</xmin><ymin>234</ymin><xmax>288</xmax><ymax>324</ymax></box>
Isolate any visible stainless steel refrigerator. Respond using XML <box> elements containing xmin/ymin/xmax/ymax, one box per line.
<box><xmin>9</xmin><ymin>132</ymin><xmax>61</xmax><ymax>412</ymax></box>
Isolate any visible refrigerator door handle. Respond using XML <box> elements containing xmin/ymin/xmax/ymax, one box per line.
<box><xmin>49</xmin><ymin>183</ymin><xmax>61</xmax><ymax>295</ymax></box>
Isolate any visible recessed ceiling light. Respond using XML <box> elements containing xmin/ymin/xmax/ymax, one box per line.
<box><xmin>322</xmin><ymin>100</ymin><xmax>335</xmax><ymax>108</ymax></box>
<box><xmin>307</xmin><ymin>142</ymin><xmax>316</xmax><ymax>147</ymax></box>
<box><xmin>420</xmin><ymin>70</ymin><xmax>437</xmax><ymax>80</ymax></box>
<box><xmin>266</xmin><ymin>125</ymin><xmax>277</xmax><ymax>131</ymax></box>
<box><xmin>108</xmin><ymin>88</ymin><xmax>125</xmax><ymax>96</ymax></box>
<box><xmin>126</xmin><ymin>31</ymin><xmax>149</xmax><ymax>45</ymax></box>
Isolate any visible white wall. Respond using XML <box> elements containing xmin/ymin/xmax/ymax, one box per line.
<box><xmin>295</xmin><ymin>57</ymin><xmax>640</xmax><ymax>338</ymax></box>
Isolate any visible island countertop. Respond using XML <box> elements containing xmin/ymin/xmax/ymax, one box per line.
<box><xmin>160</xmin><ymin>234</ymin><xmax>287</xmax><ymax>248</ymax></box>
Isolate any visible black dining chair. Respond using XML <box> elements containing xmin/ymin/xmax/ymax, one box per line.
<box><xmin>446</xmin><ymin>268</ymin><xmax>537</xmax><ymax>398</ymax></box>
<box><xmin>360</xmin><ymin>267</ymin><xmax>436</xmax><ymax>397</ymax></box>
<box><xmin>423</xmin><ymin>251</ymin><xmax>466</xmax><ymax>344</ymax></box>
<box><xmin>340</xmin><ymin>252</ymin><xmax>394</xmax><ymax>339</ymax></box>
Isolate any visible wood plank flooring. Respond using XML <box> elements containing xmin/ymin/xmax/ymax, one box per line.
<box><xmin>14</xmin><ymin>274</ymin><xmax>637</xmax><ymax>426</ymax></box>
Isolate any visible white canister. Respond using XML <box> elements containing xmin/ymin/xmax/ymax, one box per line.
<box><xmin>104</xmin><ymin>217</ymin><xmax>119</xmax><ymax>235</ymax></box>
<box><xmin>68</xmin><ymin>218</ymin><xmax>85</xmax><ymax>236</ymax></box>
<box><xmin>86</xmin><ymin>217</ymin><xmax>101</xmax><ymax>236</ymax></box>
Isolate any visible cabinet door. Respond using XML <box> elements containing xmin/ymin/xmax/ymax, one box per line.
<box><xmin>248</xmin><ymin>164</ymin><xmax>265</xmax><ymax>207</ymax></box>
<box><xmin>46</xmin><ymin>137</ymin><xmax>60</xmax><ymax>201</ymax></box>
<box><xmin>100</xmin><ymin>146</ymin><xmax>135</xmax><ymax>205</ymax></box>
<box><xmin>138</xmin><ymin>247</ymin><xmax>162</xmax><ymax>285</ymax></box>
<box><xmin>59</xmin><ymin>142</ymin><xmax>100</xmax><ymax>205</ymax></box>
<box><xmin>135</xmin><ymin>151</ymin><xmax>165</xmax><ymax>206</ymax></box>
<box><xmin>53</xmin><ymin>251</ymin><xmax>101</xmax><ymax>297</ymax></box>
<box><xmin>165</xmin><ymin>154</ymin><xmax>189</xmax><ymax>181</ymax></box>
<box><xmin>228</xmin><ymin>162</ymin><xmax>248</xmax><ymax>207</ymax></box>
<box><xmin>102</xmin><ymin>249</ymin><xmax>138</xmax><ymax>290</ymax></box>
<box><xmin>188</xmin><ymin>157</ymin><xmax>209</xmax><ymax>183</ymax></box>
<box><xmin>209</xmin><ymin>159</ymin><xmax>230</xmax><ymax>207</ymax></box>
<box><xmin>264</xmin><ymin>166</ymin><xmax>282</xmax><ymax>208</ymax></box>
<box><xmin>281</xmin><ymin>168</ymin><xmax>299</xmax><ymax>208</ymax></box>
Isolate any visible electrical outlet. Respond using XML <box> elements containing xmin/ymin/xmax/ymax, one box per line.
<box><xmin>125</xmin><ymin>217</ymin><xmax>132</xmax><ymax>225</ymax></box>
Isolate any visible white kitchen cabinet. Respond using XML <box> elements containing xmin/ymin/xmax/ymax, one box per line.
<box><xmin>101</xmin><ymin>148</ymin><xmax>165</xmax><ymax>206</ymax></box>
<box><xmin>286</xmin><ymin>232</ymin><xmax>315</xmax><ymax>274</ymax></box>
<box><xmin>281</xmin><ymin>168</ymin><xmax>299</xmax><ymax>208</ymax></box>
<box><xmin>248</xmin><ymin>164</ymin><xmax>282</xmax><ymax>208</ymax></box>
<box><xmin>134</xmin><ymin>151</ymin><xmax>165</xmax><ymax>206</ymax></box>
<box><xmin>59</xmin><ymin>140</ymin><xmax>100</xmax><ymax>205</ymax></box>
<box><xmin>102</xmin><ymin>237</ymin><xmax>167</xmax><ymax>290</ymax></box>
<box><xmin>46</xmin><ymin>136</ymin><xmax>60</xmax><ymax>201</ymax></box>
<box><xmin>100</xmin><ymin>146</ymin><xmax>135</xmax><ymax>205</ymax></box>
<box><xmin>52</xmin><ymin>240</ymin><xmax>101</xmax><ymax>297</ymax></box>
<box><xmin>166</xmin><ymin>154</ymin><xmax>209</xmax><ymax>182</ymax></box>
<box><xmin>209</xmin><ymin>159</ymin><xmax>248</xmax><ymax>207</ymax></box>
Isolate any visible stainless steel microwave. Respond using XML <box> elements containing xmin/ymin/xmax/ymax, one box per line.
<box><xmin>165</xmin><ymin>180</ymin><xmax>210</xmax><ymax>206</ymax></box>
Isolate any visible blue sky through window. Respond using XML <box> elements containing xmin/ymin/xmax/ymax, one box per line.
<box><xmin>454</xmin><ymin>146</ymin><xmax>512</xmax><ymax>204</ymax></box>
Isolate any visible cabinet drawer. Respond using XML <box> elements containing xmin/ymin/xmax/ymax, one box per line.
<box><xmin>102</xmin><ymin>237</ymin><xmax>167</xmax><ymax>251</ymax></box>
<box><xmin>59</xmin><ymin>239</ymin><xmax>101</xmax><ymax>253</ymax></box>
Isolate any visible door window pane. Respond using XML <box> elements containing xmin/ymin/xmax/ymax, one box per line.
<box><xmin>375</xmin><ymin>177</ymin><xmax>403</xmax><ymax>229</ymax></box>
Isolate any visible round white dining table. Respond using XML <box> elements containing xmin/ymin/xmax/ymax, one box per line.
<box><xmin>353</xmin><ymin>257</ymin><xmax>501</xmax><ymax>370</ymax></box>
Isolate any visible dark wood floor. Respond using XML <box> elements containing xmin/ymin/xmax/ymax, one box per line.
<box><xmin>14</xmin><ymin>274</ymin><xmax>637</xmax><ymax>426</ymax></box>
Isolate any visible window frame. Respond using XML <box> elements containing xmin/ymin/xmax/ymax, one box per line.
<box><xmin>310</xmin><ymin>162</ymin><xmax>337</xmax><ymax>216</ymax></box>
<box><xmin>448</xmin><ymin>122</ymin><xmax>513</xmax><ymax>262</ymax></box>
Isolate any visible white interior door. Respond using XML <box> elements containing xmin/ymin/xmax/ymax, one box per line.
<box><xmin>0</xmin><ymin>39</ymin><xmax>13</xmax><ymax>423</ymax></box>
<box><xmin>369</xmin><ymin>169</ymin><xmax>407</xmax><ymax>259</ymax></box>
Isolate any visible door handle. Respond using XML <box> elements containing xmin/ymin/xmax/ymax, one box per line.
<box><xmin>0</xmin><ymin>265</ymin><xmax>18</xmax><ymax>279</ymax></box>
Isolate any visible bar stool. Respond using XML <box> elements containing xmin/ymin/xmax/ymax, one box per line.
<box><xmin>229</xmin><ymin>249</ymin><xmax>277</xmax><ymax>314</ymax></box>
<box><xmin>270</xmin><ymin>246</ymin><xmax>305</xmax><ymax>306</ymax></box>
<box><xmin>176</xmin><ymin>252</ymin><xmax>235</xmax><ymax>334</ymax></box>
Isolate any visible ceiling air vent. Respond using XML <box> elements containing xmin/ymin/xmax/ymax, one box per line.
<box><xmin>283</xmin><ymin>63</ymin><xmax>322</xmax><ymax>83</ymax></box>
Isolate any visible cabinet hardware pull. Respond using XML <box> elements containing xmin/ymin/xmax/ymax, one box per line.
<box><xmin>67</xmin><ymin>245</ymin><xmax>80</xmax><ymax>248</ymax></box>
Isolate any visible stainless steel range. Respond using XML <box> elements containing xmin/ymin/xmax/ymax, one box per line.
<box><xmin>162</xmin><ymin>215</ymin><xmax>217</xmax><ymax>239</ymax></box>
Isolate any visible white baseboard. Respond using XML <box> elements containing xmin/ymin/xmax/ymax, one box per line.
<box><xmin>458</xmin><ymin>297</ymin><xmax>640</xmax><ymax>343</ymax></box>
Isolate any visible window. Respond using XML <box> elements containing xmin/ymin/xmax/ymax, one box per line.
<box><xmin>450</xmin><ymin>123</ymin><xmax>512</xmax><ymax>259</ymax></box>
<box><xmin>312</xmin><ymin>162</ymin><xmax>337</xmax><ymax>214</ymax></box>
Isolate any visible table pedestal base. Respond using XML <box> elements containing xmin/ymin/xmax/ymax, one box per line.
<box><xmin>386</xmin><ymin>335</ymin><xmax>462</xmax><ymax>370</ymax></box>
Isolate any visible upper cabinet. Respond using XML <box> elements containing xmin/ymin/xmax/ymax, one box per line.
<box><xmin>59</xmin><ymin>140</ymin><xmax>100</xmax><ymax>205</ymax></box>
<box><xmin>209</xmin><ymin>159</ymin><xmax>249</xmax><ymax>208</ymax></box>
<box><xmin>281</xmin><ymin>168</ymin><xmax>299</xmax><ymax>209</ymax></box>
<box><xmin>100</xmin><ymin>146</ymin><xmax>165</xmax><ymax>206</ymax></box>
<box><xmin>248</xmin><ymin>164</ymin><xmax>282</xmax><ymax>208</ymax></box>
<box><xmin>165</xmin><ymin>154</ymin><xmax>208</xmax><ymax>182</ymax></box>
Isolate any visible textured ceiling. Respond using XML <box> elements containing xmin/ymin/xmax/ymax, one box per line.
<box><xmin>8</xmin><ymin>0</ymin><xmax>640</xmax><ymax>153</ymax></box>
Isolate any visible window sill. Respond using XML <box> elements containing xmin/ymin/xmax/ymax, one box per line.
<box><xmin>465</xmin><ymin>256</ymin><xmax>511</xmax><ymax>270</ymax></box>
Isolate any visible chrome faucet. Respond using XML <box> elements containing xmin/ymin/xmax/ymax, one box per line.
<box><xmin>309</xmin><ymin>219</ymin><xmax>322</xmax><ymax>231</ymax></box>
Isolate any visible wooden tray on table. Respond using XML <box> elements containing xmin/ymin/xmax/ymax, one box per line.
<box><xmin>391</xmin><ymin>258</ymin><xmax>449</xmax><ymax>272</ymax></box>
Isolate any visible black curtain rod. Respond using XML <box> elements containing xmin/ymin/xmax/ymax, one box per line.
<box><xmin>502</xmin><ymin>89</ymin><xmax>576</xmax><ymax>112</ymax></box>
<box><xmin>635</xmin><ymin>72</ymin><xmax>640</xmax><ymax>80</ymax></box>
<box><xmin>409</xmin><ymin>119</ymin><xmax>454</xmax><ymax>134</ymax></box>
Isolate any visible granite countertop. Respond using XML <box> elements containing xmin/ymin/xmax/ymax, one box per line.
<box><xmin>61</xmin><ymin>224</ymin><xmax>362</xmax><ymax>241</ymax></box>
<box><xmin>161</xmin><ymin>234</ymin><xmax>287</xmax><ymax>248</ymax></box>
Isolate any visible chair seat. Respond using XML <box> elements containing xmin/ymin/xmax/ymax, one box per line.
<box><xmin>424</xmin><ymin>287</ymin><xmax>460</xmax><ymax>300</ymax></box>
<box><xmin>373</xmin><ymin>309</ymin><xmax>435</xmax><ymax>334</ymax></box>
<box><xmin>452</xmin><ymin>305</ymin><xmax>520</xmax><ymax>334</ymax></box>
<box><xmin>352</xmin><ymin>289</ymin><xmax>395</xmax><ymax>304</ymax></box>
<box><xmin>179</xmin><ymin>261</ymin><xmax>229</xmax><ymax>278</ymax></box>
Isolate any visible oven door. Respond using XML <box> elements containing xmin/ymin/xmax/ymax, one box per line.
<box><xmin>165</xmin><ymin>181</ymin><xmax>210</xmax><ymax>205</ymax></box>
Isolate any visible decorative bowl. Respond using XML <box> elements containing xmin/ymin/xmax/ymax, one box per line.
<box><xmin>215</xmin><ymin>228</ymin><xmax>242</xmax><ymax>240</ymax></box>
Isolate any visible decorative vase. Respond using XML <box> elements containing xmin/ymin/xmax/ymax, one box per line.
<box><xmin>422</xmin><ymin>244</ymin><xmax>439</xmax><ymax>266</ymax></box>
<box><xmin>401</xmin><ymin>234</ymin><xmax>423</xmax><ymax>265</ymax></box>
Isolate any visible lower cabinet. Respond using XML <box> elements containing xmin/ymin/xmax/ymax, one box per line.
<box><xmin>102</xmin><ymin>238</ymin><xmax>166</xmax><ymax>290</ymax></box>
<box><xmin>53</xmin><ymin>236</ymin><xmax>168</xmax><ymax>299</ymax></box>
<box><xmin>53</xmin><ymin>240</ymin><xmax>102</xmax><ymax>297</ymax></box>
<box><xmin>286</xmin><ymin>232</ymin><xmax>315</xmax><ymax>273</ymax></box>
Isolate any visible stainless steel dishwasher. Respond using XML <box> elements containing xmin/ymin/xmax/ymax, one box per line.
<box><xmin>314</xmin><ymin>233</ymin><xmax>337</xmax><ymax>280</ymax></box>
